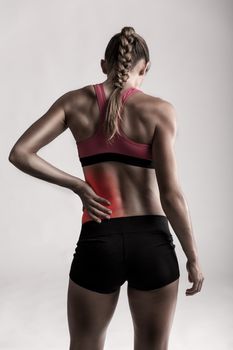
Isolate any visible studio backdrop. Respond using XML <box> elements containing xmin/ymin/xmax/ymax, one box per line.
<box><xmin>1</xmin><ymin>0</ymin><xmax>232</xmax><ymax>349</ymax></box>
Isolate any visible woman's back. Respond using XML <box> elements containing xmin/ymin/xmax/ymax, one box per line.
<box><xmin>65</xmin><ymin>82</ymin><xmax>166</xmax><ymax>223</ymax></box>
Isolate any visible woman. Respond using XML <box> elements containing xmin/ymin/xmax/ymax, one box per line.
<box><xmin>9</xmin><ymin>26</ymin><xmax>204</xmax><ymax>350</ymax></box>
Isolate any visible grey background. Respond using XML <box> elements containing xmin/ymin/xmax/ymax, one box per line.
<box><xmin>1</xmin><ymin>0</ymin><xmax>232</xmax><ymax>349</ymax></box>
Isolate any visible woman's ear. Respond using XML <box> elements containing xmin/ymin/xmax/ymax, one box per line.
<box><xmin>100</xmin><ymin>59</ymin><xmax>108</xmax><ymax>74</ymax></box>
<box><xmin>145</xmin><ymin>61</ymin><xmax>151</xmax><ymax>73</ymax></box>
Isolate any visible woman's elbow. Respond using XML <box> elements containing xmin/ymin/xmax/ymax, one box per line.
<box><xmin>8</xmin><ymin>146</ymin><xmax>30</xmax><ymax>166</ymax></box>
<box><xmin>160</xmin><ymin>188</ymin><xmax>184</xmax><ymax>206</ymax></box>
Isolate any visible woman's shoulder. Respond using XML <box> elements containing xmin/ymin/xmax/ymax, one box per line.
<box><xmin>59</xmin><ymin>84</ymin><xmax>96</xmax><ymax>112</ymax></box>
<box><xmin>65</xmin><ymin>84</ymin><xmax>95</xmax><ymax>100</ymax></box>
<box><xmin>136</xmin><ymin>90</ymin><xmax>175</xmax><ymax>117</ymax></box>
<box><xmin>141</xmin><ymin>90</ymin><xmax>173</xmax><ymax>107</ymax></box>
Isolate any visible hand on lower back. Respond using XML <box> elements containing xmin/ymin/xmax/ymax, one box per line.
<box><xmin>72</xmin><ymin>181</ymin><xmax>112</xmax><ymax>223</ymax></box>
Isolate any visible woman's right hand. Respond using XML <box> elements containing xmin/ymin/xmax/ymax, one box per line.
<box><xmin>72</xmin><ymin>180</ymin><xmax>112</xmax><ymax>223</ymax></box>
<box><xmin>185</xmin><ymin>260</ymin><xmax>204</xmax><ymax>296</ymax></box>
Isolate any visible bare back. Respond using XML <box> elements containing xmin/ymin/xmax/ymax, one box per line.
<box><xmin>65</xmin><ymin>83</ymin><xmax>166</xmax><ymax>223</ymax></box>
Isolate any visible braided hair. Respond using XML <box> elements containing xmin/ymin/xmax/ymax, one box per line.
<box><xmin>103</xmin><ymin>26</ymin><xmax>150</xmax><ymax>143</ymax></box>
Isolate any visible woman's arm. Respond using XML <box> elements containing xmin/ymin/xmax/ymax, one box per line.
<box><xmin>8</xmin><ymin>92</ymin><xmax>112</xmax><ymax>222</ymax></box>
<box><xmin>152</xmin><ymin>101</ymin><xmax>204</xmax><ymax>295</ymax></box>
<box><xmin>8</xmin><ymin>92</ymin><xmax>84</xmax><ymax>191</ymax></box>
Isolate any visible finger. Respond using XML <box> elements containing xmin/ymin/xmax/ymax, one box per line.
<box><xmin>186</xmin><ymin>281</ymin><xmax>199</xmax><ymax>295</ymax></box>
<box><xmin>94</xmin><ymin>196</ymin><xmax>111</xmax><ymax>206</ymax></box>
<box><xmin>197</xmin><ymin>278</ymin><xmax>204</xmax><ymax>292</ymax></box>
<box><xmin>187</xmin><ymin>282</ymin><xmax>198</xmax><ymax>293</ymax></box>
<box><xmin>88</xmin><ymin>198</ymin><xmax>112</xmax><ymax>214</ymax></box>
<box><xmin>197</xmin><ymin>281</ymin><xmax>202</xmax><ymax>293</ymax></box>
<box><xmin>87</xmin><ymin>209</ymin><xmax>102</xmax><ymax>223</ymax></box>
<box><xmin>91</xmin><ymin>200</ymin><xmax>112</xmax><ymax>215</ymax></box>
<box><xmin>88</xmin><ymin>206</ymin><xmax>111</xmax><ymax>220</ymax></box>
<box><xmin>186</xmin><ymin>286</ymin><xmax>199</xmax><ymax>295</ymax></box>
<box><xmin>186</xmin><ymin>289</ymin><xmax>197</xmax><ymax>296</ymax></box>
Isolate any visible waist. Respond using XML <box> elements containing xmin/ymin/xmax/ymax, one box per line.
<box><xmin>80</xmin><ymin>214</ymin><xmax>170</xmax><ymax>235</ymax></box>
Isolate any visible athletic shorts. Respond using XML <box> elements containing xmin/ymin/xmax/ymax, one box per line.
<box><xmin>69</xmin><ymin>214</ymin><xmax>180</xmax><ymax>294</ymax></box>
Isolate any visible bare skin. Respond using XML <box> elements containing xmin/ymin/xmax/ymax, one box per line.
<box><xmin>9</xmin><ymin>58</ymin><xmax>204</xmax><ymax>349</ymax></box>
<box><xmin>67</xmin><ymin>278</ymin><xmax>179</xmax><ymax>350</ymax></box>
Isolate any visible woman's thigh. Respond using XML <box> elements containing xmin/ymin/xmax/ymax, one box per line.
<box><xmin>127</xmin><ymin>278</ymin><xmax>180</xmax><ymax>349</ymax></box>
<box><xmin>67</xmin><ymin>278</ymin><xmax>120</xmax><ymax>345</ymax></box>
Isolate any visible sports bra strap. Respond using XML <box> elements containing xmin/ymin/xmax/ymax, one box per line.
<box><xmin>122</xmin><ymin>87</ymin><xmax>141</xmax><ymax>104</ymax></box>
<box><xmin>93</xmin><ymin>83</ymin><xmax>143</xmax><ymax>125</ymax></box>
<box><xmin>94</xmin><ymin>84</ymin><xmax>106</xmax><ymax>116</ymax></box>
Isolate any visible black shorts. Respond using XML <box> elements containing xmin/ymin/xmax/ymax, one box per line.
<box><xmin>69</xmin><ymin>215</ymin><xmax>180</xmax><ymax>294</ymax></box>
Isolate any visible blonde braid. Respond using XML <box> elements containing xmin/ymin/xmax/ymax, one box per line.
<box><xmin>114</xmin><ymin>27</ymin><xmax>136</xmax><ymax>89</ymax></box>
<box><xmin>103</xmin><ymin>26</ymin><xmax>150</xmax><ymax>142</ymax></box>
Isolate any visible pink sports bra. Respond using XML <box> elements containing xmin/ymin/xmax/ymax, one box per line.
<box><xmin>76</xmin><ymin>83</ymin><xmax>155</xmax><ymax>169</ymax></box>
